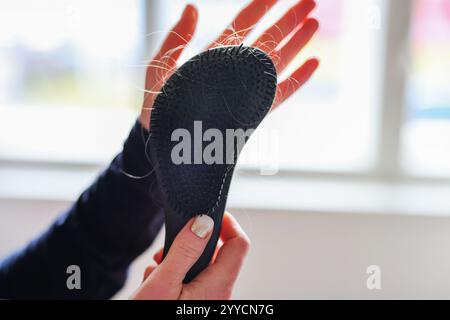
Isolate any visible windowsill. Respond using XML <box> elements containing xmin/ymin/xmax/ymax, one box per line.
<box><xmin>1</xmin><ymin>163</ymin><xmax>450</xmax><ymax>217</ymax></box>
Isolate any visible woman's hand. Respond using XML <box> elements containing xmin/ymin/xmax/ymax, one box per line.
<box><xmin>140</xmin><ymin>0</ymin><xmax>319</xmax><ymax>130</ymax></box>
<box><xmin>131</xmin><ymin>212</ymin><xmax>250</xmax><ymax>300</ymax></box>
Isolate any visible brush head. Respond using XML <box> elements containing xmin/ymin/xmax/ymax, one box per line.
<box><xmin>149</xmin><ymin>45</ymin><xmax>277</xmax><ymax>281</ymax></box>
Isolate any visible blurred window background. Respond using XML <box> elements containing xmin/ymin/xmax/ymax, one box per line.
<box><xmin>403</xmin><ymin>0</ymin><xmax>450</xmax><ymax>177</ymax></box>
<box><xmin>152</xmin><ymin>0</ymin><xmax>381</xmax><ymax>173</ymax></box>
<box><xmin>0</xmin><ymin>0</ymin><xmax>144</xmax><ymax>163</ymax></box>
<box><xmin>0</xmin><ymin>0</ymin><xmax>449</xmax><ymax>182</ymax></box>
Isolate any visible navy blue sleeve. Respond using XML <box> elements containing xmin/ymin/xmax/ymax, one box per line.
<box><xmin>0</xmin><ymin>120</ymin><xmax>164</xmax><ymax>299</ymax></box>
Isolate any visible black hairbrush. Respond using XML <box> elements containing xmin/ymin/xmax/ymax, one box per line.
<box><xmin>149</xmin><ymin>45</ymin><xmax>277</xmax><ymax>282</ymax></box>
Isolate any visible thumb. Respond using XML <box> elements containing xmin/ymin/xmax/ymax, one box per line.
<box><xmin>160</xmin><ymin>214</ymin><xmax>214</xmax><ymax>283</ymax></box>
<box><xmin>131</xmin><ymin>215</ymin><xmax>214</xmax><ymax>300</ymax></box>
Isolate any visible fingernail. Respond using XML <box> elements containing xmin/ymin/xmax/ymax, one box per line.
<box><xmin>191</xmin><ymin>215</ymin><xmax>214</xmax><ymax>239</ymax></box>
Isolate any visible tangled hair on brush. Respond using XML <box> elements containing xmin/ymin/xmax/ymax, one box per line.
<box><xmin>122</xmin><ymin>21</ymin><xmax>296</xmax><ymax>180</ymax></box>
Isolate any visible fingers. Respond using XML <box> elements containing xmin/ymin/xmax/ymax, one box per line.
<box><xmin>153</xmin><ymin>248</ymin><xmax>164</xmax><ymax>265</ymax></box>
<box><xmin>214</xmin><ymin>212</ymin><xmax>250</xmax><ymax>277</ymax></box>
<box><xmin>208</xmin><ymin>0</ymin><xmax>277</xmax><ymax>49</ymax></box>
<box><xmin>272</xmin><ymin>58</ymin><xmax>319</xmax><ymax>110</ymax></box>
<box><xmin>140</xmin><ymin>247</ymin><xmax>163</xmax><ymax>283</ymax></box>
<box><xmin>273</xmin><ymin>18</ymin><xmax>318</xmax><ymax>72</ymax></box>
<box><xmin>253</xmin><ymin>0</ymin><xmax>316</xmax><ymax>54</ymax></box>
<box><xmin>198</xmin><ymin>212</ymin><xmax>250</xmax><ymax>289</ymax></box>
<box><xmin>142</xmin><ymin>265</ymin><xmax>156</xmax><ymax>282</ymax></box>
<box><xmin>211</xmin><ymin>241</ymin><xmax>221</xmax><ymax>264</ymax></box>
<box><xmin>152</xmin><ymin>4</ymin><xmax>198</xmax><ymax>68</ymax></box>
<box><xmin>141</xmin><ymin>4</ymin><xmax>198</xmax><ymax>130</ymax></box>
<box><xmin>159</xmin><ymin>215</ymin><xmax>214</xmax><ymax>284</ymax></box>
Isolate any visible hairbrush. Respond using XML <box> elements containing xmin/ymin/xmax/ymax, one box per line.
<box><xmin>149</xmin><ymin>45</ymin><xmax>277</xmax><ymax>282</ymax></box>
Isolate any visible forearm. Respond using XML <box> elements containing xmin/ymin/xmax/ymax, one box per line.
<box><xmin>0</xmin><ymin>120</ymin><xmax>164</xmax><ymax>299</ymax></box>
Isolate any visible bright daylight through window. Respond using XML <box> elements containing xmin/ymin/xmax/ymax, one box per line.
<box><xmin>403</xmin><ymin>0</ymin><xmax>450</xmax><ymax>177</ymax></box>
<box><xmin>0</xmin><ymin>0</ymin><xmax>448</xmax><ymax>181</ymax></box>
<box><xmin>0</xmin><ymin>0</ymin><xmax>144</xmax><ymax>163</ymax></box>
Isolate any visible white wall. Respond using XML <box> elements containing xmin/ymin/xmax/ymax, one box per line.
<box><xmin>1</xmin><ymin>198</ymin><xmax>450</xmax><ymax>299</ymax></box>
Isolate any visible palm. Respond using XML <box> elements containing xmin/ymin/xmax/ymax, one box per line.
<box><xmin>141</xmin><ymin>0</ymin><xmax>319</xmax><ymax>130</ymax></box>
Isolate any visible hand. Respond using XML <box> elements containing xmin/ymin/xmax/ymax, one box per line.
<box><xmin>140</xmin><ymin>0</ymin><xmax>319</xmax><ymax>130</ymax></box>
<box><xmin>131</xmin><ymin>212</ymin><xmax>250</xmax><ymax>300</ymax></box>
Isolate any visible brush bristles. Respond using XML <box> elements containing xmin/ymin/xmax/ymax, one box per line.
<box><xmin>149</xmin><ymin>45</ymin><xmax>277</xmax><ymax>217</ymax></box>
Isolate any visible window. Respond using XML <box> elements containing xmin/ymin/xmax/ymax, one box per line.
<box><xmin>403</xmin><ymin>0</ymin><xmax>450</xmax><ymax>177</ymax></box>
<box><xmin>1</xmin><ymin>0</ymin><xmax>449</xmax><ymax>183</ymax></box>
<box><xmin>0</xmin><ymin>0</ymin><xmax>144</xmax><ymax>163</ymax></box>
